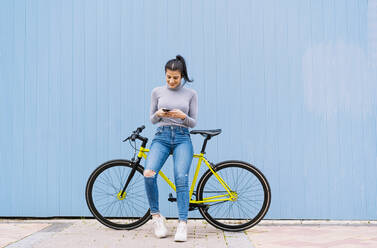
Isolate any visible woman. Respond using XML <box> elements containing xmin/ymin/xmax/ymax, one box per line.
<box><xmin>144</xmin><ymin>55</ymin><xmax>198</xmax><ymax>242</ymax></box>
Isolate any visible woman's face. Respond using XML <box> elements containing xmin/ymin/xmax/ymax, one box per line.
<box><xmin>165</xmin><ymin>69</ymin><xmax>182</xmax><ymax>89</ymax></box>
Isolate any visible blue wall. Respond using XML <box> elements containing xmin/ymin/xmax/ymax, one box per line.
<box><xmin>1</xmin><ymin>0</ymin><xmax>376</xmax><ymax>219</ymax></box>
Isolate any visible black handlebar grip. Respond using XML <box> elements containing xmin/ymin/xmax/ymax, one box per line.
<box><xmin>135</xmin><ymin>125</ymin><xmax>145</xmax><ymax>134</ymax></box>
<box><xmin>124</xmin><ymin>125</ymin><xmax>146</xmax><ymax>142</ymax></box>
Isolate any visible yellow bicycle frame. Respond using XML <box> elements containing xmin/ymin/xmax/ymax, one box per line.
<box><xmin>137</xmin><ymin>146</ymin><xmax>236</xmax><ymax>204</ymax></box>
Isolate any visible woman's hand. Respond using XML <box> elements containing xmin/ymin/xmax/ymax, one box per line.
<box><xmin>156</xmin><ymin>108</ymin><xmax>169</xmax><ymax>117</ymax></box>
<box><xmin>165</xmin><ymin>109</ymin><xmax>187</xmax><ymax>120</ymax></box>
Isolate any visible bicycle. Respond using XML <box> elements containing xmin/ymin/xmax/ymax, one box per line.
<box><xmin>85</xmin><ymin>125</ymin><xmax>271</xmax><ymax>232</ymax></box>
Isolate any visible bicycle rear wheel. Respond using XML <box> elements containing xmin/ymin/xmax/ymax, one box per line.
<box><xmin>85</xmin><ymin>160</ymin><xmax>150</xmax><ymax>230</ymax></box>
<box><xmin>196</xmin><ymin>160</ymin><xmax>271</xmax><ymax>231</ymax></box>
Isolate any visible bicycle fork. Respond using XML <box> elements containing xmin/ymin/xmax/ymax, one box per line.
<box><xmin>118</xmin><ymin>157</ymin><xmax>141</xmax><ymax>199</ymax></box>
<box><xmin>119</xmin><ymin>142</ymin><xmax>148</xmax><ymax>199</ymax></box>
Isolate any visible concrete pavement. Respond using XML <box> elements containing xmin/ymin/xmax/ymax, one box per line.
<box><xmin>1</xmin><ymin>219</ymin><xmax>376</xmax><ymax>248</ymax></box>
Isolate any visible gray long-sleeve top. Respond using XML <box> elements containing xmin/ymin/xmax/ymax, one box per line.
<box><xmin>150</xmin><ymin>83</ymin><xmax>198</xmax><ymax>128</ymax></box>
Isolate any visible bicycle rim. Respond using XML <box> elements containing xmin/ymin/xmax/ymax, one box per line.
<box><xmin>85</xmin><ymin>160</ymin><xmax>151</xmax><ymax>230</ymax></box>
<box><xmin>197</xmin><ymin>161</ymin><xmax>271</xmax><ymax>231</ymax></box>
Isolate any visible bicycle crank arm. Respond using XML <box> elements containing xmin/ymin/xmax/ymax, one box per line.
<box><xmin>168</xmin><ymin>193</ymin><xmax>209</xmax><ymax>211</ymax></box>
<box><xmin>189</xmin><ymin>203</ymin><xmax>209</xmax><ymax>211</ymax></box>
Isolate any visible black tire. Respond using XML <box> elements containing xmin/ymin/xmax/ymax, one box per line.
<box><xmin>85</xmin><ymin>159</ymin><xmax>151</xmax><ymax>230</ymax></box>
<box><xmin>196</xmin><ymin>160</ymin><xmax>271</xmax><ymax>231</ymax></box>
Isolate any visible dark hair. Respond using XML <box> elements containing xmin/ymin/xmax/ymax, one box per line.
<box><xmin>165</xmin><ymin>55</ymin><xmax>193</xmax><ymax>83</ymax></box>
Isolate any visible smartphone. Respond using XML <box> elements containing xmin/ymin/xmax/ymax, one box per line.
<box><xmin>162</xmin><ymin>108</ymin><xmax>170</xmax><ymax>112</ymax></box>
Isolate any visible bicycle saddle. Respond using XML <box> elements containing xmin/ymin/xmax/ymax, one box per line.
<box><xmin>190</xmin><ymin>129</ymin><xmax>222</xmax><ymax>137</ymax></box>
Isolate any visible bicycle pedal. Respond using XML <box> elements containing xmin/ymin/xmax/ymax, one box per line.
<box><xmin>168</xmin><ymin>193</ymin><xmax>176</xmax><ymax>202</ymax></box>
<box><xmin>189</xmin><ymin>203</ymin><xmax>209</xmax><ymax>211</ymax></box>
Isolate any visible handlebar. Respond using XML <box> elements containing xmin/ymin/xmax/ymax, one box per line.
<box><xmin>122</xmin><ymin>125</ymin><xmax>146</xmax><ymax>142</ymax></box>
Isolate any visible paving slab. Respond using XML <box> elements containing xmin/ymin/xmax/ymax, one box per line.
<box><xmin>0</xmin><ymin>219</ymin><xmax>376</xmax><ymax>248</ymax></box>
<box><xmin>246</xmin><ymin>221</ymin><xmax>377</xmax><ymax>248</ymax></box>
<box><xmin>0</xmin><ymin>222</ymin><xmax>50</xmax><ymax>248</ymax></box>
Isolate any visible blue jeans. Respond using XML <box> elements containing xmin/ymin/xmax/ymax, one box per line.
<box><xmin>144</xmin><ymin>125</ymin><xmax>194</xmax><ymax>221</ymax></box>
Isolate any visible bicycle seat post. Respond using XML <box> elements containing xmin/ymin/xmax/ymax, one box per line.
<box><xmin>190</xmin><ymin>129</ymin><xmax>221</xmax><ymax>154</ymax></box>
<box><xmin>200</xmin><ymin>136</ymin><xmax>211</xmax><ymax>154</ymax></box>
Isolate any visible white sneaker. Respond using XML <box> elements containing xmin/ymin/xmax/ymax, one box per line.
<box><xmin>174</xmin><ymin>221</ymin><xmax>187</xmax><ymax>242</ymax></box>
<box><xmin>152</xmin><ymin>215</ymin><xmax>168</xmax><ymax>238</ymax></box>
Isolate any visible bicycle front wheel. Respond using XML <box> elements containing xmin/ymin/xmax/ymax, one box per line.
<box><xmin>196</xmin><ymin>160</ymin><xmax>271</xmax><ymax>231</ymax></box>
<box><xmin>85</xmin><ymin>160</ymin><xmax>150</xmax><ymax>230</ymax></box>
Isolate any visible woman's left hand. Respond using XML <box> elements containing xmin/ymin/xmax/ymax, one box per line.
<box><xmin>166</xmin><ymin>109</ymin><xmax>186</xmax><ymax>120</ymax></box>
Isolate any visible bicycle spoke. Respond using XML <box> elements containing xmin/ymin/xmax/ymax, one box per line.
<box><xmin>210</xmin><ymin>204</ymin><xmax>223</xmax><ymax>217</ymax></box>
<box><xmin>236</xmin><ymin>198</ymin><xmax>259</xmax><ymax>215</ymax></box>
<box><xmin>240</xmin><ymin>197</ymin><xmax>263</xmax><ymax>210</ymax></box>
<box><xmin>237</xmin><ymin>177</ymin><xmax>258</xmax><ymax>193</ymax></box>
<box><xmin>236</xmin><ymin>169</ymin><xmax>251</xmax><ymax>191</ymax></box>
<box><xmin>101</xmin><ymin>172</ymin><xmax>118</xmax><ymax>192</ymax></box>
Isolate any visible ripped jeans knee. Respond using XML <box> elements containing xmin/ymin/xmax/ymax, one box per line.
<box><xmin>144</xmin><ymin>169</ymin><xmax>156</xmax><ymax>178</ymax></box>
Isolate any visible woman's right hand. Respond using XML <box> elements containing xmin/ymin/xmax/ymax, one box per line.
<box><xmin>156</xmin><ymin>108</ymin><xmax>169</xmax><ymax>117</ymax></box>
